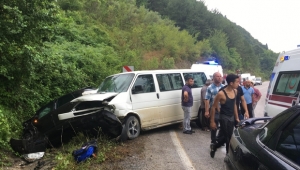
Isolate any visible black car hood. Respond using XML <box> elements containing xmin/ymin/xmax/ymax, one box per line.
<box><xmin>236</xmin><ymin>118</ymin><xmax>269</xmax><ymax>154</ymax></box>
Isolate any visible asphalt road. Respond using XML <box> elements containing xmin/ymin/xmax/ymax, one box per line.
<box><xmin>110</xmin><ymin>82</ymin><xmax>270</xmax><ymax>170</ymax></box>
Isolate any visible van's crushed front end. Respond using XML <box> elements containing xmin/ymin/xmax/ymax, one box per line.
<box><xmin>10</xmin><ymin>93</ymin><xmax>123</xmax><ymax>161</ymax></box>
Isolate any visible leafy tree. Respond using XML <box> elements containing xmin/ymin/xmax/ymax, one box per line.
<box><xmin>259</xmin><ymin>50</ymin><xmax>278</xmax><ymax>74</ymax></box>
<box><xmin>0</xmin><ymin>0</ymin><xmax>59</xmax><ymax>116</ymax></box>
<box><xmin>136</xmin><ymin>0</ymin><xmax>149</xmax><ymax>7</ymax></box>
<box><xmin>208</xmin><ymin>30</ymin><xmax>230</xmax><ymax>66</ymax></box>
<box><xmin>144</xmin><ymin>0</ymin><xmax>278</xmax><ymax>79</ymax></box>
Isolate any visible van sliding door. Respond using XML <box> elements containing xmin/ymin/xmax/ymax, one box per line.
<box><xmin>156</xmin><ymin>73</ymin><xmax>183</xmax><ymax>123</ymax></box>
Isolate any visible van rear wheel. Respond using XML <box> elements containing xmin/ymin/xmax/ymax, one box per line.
<box><xmin>122</xmin><ymin>116</ymin><xmax>140</xmax><ymax>140</ymax></box>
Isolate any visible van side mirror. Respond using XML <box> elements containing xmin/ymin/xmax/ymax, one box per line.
<box><xmin>132</xmin><ymin>85</ymin><xmax>143</xmax><ymax>94</ymax></box>
<box><xmin>132</xmin><ymin>87</ymin><xmax>136</xmax><ymax>94</ymax></box>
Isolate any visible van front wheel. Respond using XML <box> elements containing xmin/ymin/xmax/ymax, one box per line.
<box><xmin>123</xmin><ymin>116</ymin><xmax>140</xmax><ymax>140</ymax></box>
<box><xmin>195</xmin><ymin>108</ymin><xmax>203</xmax><ymax>129</ymax></box>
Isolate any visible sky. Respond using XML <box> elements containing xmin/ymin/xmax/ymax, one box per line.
<box><xmin>202</xmin><ymin>0</ymin><xmax>300</xmax><ymax>53</ymax></box>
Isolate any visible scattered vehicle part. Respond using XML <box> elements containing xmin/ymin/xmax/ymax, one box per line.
<box><xmin>23</xmin><ymin>152</ymin><xmax>45</xmax><ymax>162</ymax></box>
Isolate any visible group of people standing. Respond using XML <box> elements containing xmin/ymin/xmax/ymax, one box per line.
<box><xmin>181</xmin><ymin>72</ymin><xmax>261</xmax><ymax>158</ymax></box>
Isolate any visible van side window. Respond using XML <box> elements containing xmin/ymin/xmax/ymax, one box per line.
<box><xmin>183</xmin><ymin>72</ymin><xmax>206</xmax><ymax>88</ymax></box>
<box><xmin>273</xmin><ymin>72</ymin><xmax>300</xmax><ymax>96</ymax></box>
<box><xmin>156</xmin><ymin>73</ymin><xmax>183</xmax><ymax>91</ymax></box>
<box><xmin>132</xmin><ymin>74</ymin><xmax>155</xmax><ymax>94</ymax></box>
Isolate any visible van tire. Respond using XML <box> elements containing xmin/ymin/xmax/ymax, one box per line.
<box><xmin>122</xmin><ymin>116</ymin><xmax>140</xmax><ymax>140</ymax></box>
<box><xmin>195</xmin><ymin>108</ymin><xmax>203</xmax><ymax>128</ymax></box>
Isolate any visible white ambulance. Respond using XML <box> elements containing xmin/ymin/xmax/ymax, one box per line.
<box><xmin>191</xmin><ymin>61</ymin><xmax>223</xmax><ymax>79</ymax></box>
<box><xmin>249</xmin><ymin>75</ymin><xmax>256</xmax><ymax>82</ymax></box>
<box><xmin>264</xmin><ymin>48</ymin><xmax>300</xmax><ymax>117</ymax></box>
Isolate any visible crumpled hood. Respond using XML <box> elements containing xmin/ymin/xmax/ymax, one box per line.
<box><xmin>71</xmin><ymin>93</ymin><xmax>118</xmax><ymax>102</ymax></box>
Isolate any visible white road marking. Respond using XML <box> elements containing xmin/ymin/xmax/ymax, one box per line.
<box><xmin>169</xmin><ymin>130</ymin><xmax>196</xmax><ymax>170</ymax></box>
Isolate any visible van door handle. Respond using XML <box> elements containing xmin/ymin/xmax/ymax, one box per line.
<box><xmin>157</xmin><ymin>93</ymin><xmax>159</xmax><ymax>99</ymax></box>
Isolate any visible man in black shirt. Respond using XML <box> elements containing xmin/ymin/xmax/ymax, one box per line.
<box><xmin>220</xmin><ymin>77</ymin><xmax>249</xmax><ymax>124</ymax></box>
<box><xmin>209</xmin><ymin>74</ymin><xmax>249</xmax><ymax>158</ymax></box>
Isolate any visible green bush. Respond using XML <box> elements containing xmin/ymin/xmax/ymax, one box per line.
<box><xmin>0</xmin><ymin>109</ymin><xmax>11</xmax><ymax>149</ymax></box>
<box><xmin>0</xmin><ymin>106</ymin><xmax>22</xmax><ymax>150</ymax></box>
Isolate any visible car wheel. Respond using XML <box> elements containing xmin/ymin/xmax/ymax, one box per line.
<box><xmin>195</xmin><ymin>108</ymin><xmax>203</xmax><ymax>128</ymax></box>
<box><xmin>123</xmin><ymin>115</ymin><xmax>140</xmax><ymax>140</ymax></box>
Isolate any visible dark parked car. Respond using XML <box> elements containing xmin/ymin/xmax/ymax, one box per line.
<box><xmin>10</xmin><ymin>87</ymin><xmax>122</xmax><ymax>155</ymax></box>
<box><xmin>227</xmin><ymin>106</ymin><xmax>300</xmax><ymax>170</ymax></box>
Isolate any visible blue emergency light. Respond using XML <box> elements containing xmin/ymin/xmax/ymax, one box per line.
<box><xmin>284</xmin><ymin>55</ymin><xmax>290</xmax><ymax>60</ymax></box>
<box><xmin>203</xmin><ymin>60</ymin><xmax>218</xmax><ymax>65</ymax></box>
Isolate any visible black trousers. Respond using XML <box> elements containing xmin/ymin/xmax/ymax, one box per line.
<box><xmin>241</xmin><ymin>103</ymin><xmax>253</xmax><ymax>118</ymax></box>
<box><xmin>211</xmin><ymin>111</ymin><xmax>220</xmax><ymax>144</ymax></box>
<box><xmin>215</xmin><ymin>116</ymin><xmax>234</xmax><ymax>154</ymax></box>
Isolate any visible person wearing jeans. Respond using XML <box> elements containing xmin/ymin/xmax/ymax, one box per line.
<box><xmin>205</xmin><ymin>72</ymin><xmax>224</xmax><ymax>143</ymax></box>
<box><xmin>200</xmin><ymin>79</ymin><xmax>212</xmax><ymax>131</ymax></box>
<box><xmin>181</xmin><ymin>75</ymin><xmax>195</xmax><ymax>134</ymax></box>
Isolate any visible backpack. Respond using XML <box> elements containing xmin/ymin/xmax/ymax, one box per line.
<box><xmin>72</xmin><ymin>139</ymin><xmax>98</xmax><ymax>163</ymax></box>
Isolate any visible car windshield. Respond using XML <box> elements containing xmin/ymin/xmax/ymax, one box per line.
<box><xmin>38</xmin><ymin>102</ymin><xmax>53</xmax><ymax>119</ymax></box>
<box><xmin>256</xmin><ymin>78</ymin><xmax>261</xmax><ymax>81</ymax></box>
<box><xmin>98</xmin><ymin>73</ymin><xmax>135</xmax><ymax>93</ymax></box>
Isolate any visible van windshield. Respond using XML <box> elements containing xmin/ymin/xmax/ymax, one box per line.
<box><xmin>256</xmin><ymin>78</ymin><xmax>261</xmax><ymax>81</ymax></box>
<box><xmin>98</xmin><ymin>73</ymin><xmax>135</xmax><ymax>93</ymax></box>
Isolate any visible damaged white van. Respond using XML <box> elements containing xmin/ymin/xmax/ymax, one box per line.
<box><xmin>10</xmin><ymin>69</ymin><xmax>209</xmax><ymax>158</ymax></box>
<box><xmin>71</xmin><ymin>69</ymin><xmax>209</xmax><ymax>140</ymax></box>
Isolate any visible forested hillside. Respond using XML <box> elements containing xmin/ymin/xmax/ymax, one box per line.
<box><xmin>0</xmin><ymin>0</ymin><xmax>278</xmax><ymax>155</ymax></box>
<box><xmin>141</xmin><ymin>0</ymin><xmax>278</xmax><ymax>76</ymax></box>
